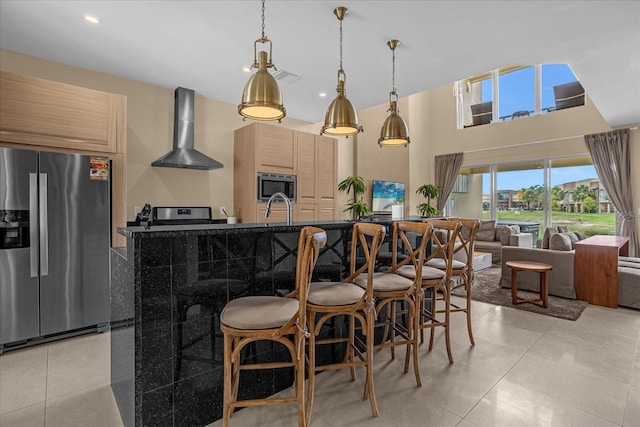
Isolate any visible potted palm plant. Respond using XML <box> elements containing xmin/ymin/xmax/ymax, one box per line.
<box><xmin>416</xmin><ymin>184</ymin><xmax>439</xmax><ymax>217</ymax></box>
<box><xmin>338</xmin><ymin>176</ymin><xmax>371</xmax><ymax>220</ymax></box>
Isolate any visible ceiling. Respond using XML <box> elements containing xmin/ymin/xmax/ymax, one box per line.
<box><xmin>1</xmin><ymin>1</ymin><xmax>639</xmax><ymax>127</ymax></box>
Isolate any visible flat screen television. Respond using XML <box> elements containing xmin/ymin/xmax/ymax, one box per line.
<box><xmin>372</xmin><ymin>180</ymin><xmax>405</xmax><ymax>213</ymax></box>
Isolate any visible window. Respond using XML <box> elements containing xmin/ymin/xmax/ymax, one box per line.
<box><xmin>447</xmin><ymin>156</ymin><xmax>616</xmax><ymax>239</ymax></box>
<box><xmin>541</xmin><ymin>64</ymin><xmax>583</xmax><ymax>113</ymax></box>
<box><xmin>458</xmin><ymin>64</ymin><xmax>582</xmax><ymax>129</ymax></box>
<box><xmin>459</xmin><ymin>73</ymin><xmax>493</xmax><ymax>128</ymax></box>
<box><xmin>498</xmin><ymin>66</ymin><xmax>534</xmax><ymax>121</ymax></box>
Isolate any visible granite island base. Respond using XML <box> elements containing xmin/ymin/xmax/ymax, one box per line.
<box><xmin>111</xmin><ymin>219</ymin><xmax>417</xmax><ymax>427</ymax></box>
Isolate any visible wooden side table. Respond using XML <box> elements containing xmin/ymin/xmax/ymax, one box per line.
<box><xmin>506</xmin><ymin>261</ymin><xmax>553</xmax><ymax>308</ymax></box>
<box><xmin>574</xmin><ymin>235</ymin><xmax>629</xmax><ymax>308</ymax></box>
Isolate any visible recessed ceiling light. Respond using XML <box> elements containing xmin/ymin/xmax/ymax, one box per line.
<box><xmin>84</xmin><ymin>15</ymin><xmax>100</xmax><ymax>24</ymax></box>
<box><xmin>319</xmin><ymin>92</ymin><xmax>327</xmax><ymax>97</ymax></box>
<box><xmin>242</xmin><ymin>66</ymin><xmax>251</xmax><ymax>73</ymax></box>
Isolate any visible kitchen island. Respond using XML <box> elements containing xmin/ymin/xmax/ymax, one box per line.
<box><xmin>111</xmin><ymin>218</ymin><xmax>414</xmax><ymax>427</ymax></box>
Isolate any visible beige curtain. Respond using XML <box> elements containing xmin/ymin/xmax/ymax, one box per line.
<box><xmin>584</xmin><ymin>129</ymin><xmax>638</xmax><ymax>257</ymax></box>
<box><xmin>434</xmin><ymin>152</ymin><xmax>464</xmax><ymax>214</ymax></box>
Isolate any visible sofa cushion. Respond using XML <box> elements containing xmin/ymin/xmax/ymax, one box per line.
<box><xmin>565</xmin><ymin>232</ymin><xmax>580</xmax><ymax>249</ymax></box>
<box><xmin>549</xmin><ymin>233</ymin><xmax>572</xmax><ymax>251</ymax></box>
<box><xmin>542</xmin><ymin>227</ymin><xmax>559</xmax><ymax>249</ymax></box>
<box><xmin>618</xmin><ymin>267</ymin><xmax>640</xmax><ymax>309</ymax></box>
<box><xmin>476</xmin><ymin>220</ymin><xmax>496</xmax><ymax>242</ymax></box>
<box><xmin>557</xmin><ymin>225</ymin><xmax>569</xmax><ymax>233</ymax></box>
<box><xmin>499</xmin><ymin>225</ymin><xmax>520</xmax><ymax>245</ymax></box>
<box><xmin>575</xmin><ymin>231</ymin><xmax>587</xmax><ymax>240</ymax></box>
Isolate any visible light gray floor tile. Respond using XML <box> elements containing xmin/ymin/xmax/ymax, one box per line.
<box><xmin>504</xmin><ymin>352</ymin><xmax>630</xmax><ymax>425</ymax></box>
<box><xmin>624</xmin><ymin>386</ymin><xmax>640</xmax><ymax>427</ymax></box>
<box><xmin>44</xmin><ymin>385</ymin><xmax>123</xmax><ymax>427</ymax></box>
<box><xmin>0</xmin><ymin>402</ymin><xmax>45</xmax><ymax>427</ymax></box>
<box><xmin>528</xmin><ymin>326</ymin><xmax>638</xmax><ymax>384</ymax></box>
<box><xmin>45</xmin><ymin>332</ymin><xmax>111</xmax><ymax>401</ymax></box>
<box><xmin>465</xmin><ymin>378</ymin><xmax>620</xmax><ymax>427</ymax></box>
<box><xmin>0</xmin><ymin>344</ymin><xmax>48</xmax><ymax>415</ymax></box>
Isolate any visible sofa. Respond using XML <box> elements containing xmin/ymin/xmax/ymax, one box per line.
<box><xmin>473</xmin><ymin>220</ymin><xmax>533</xmax><ymax>265</ymax></box>
<box><xmin>618</xmin><ymin>256</ymin><xmax>640</xmax><ymax>309</ymax></box>
<box><xmin>500</xmin><ymin>246</ymin><xmax>576</xmax><ymax>299</ymax></box>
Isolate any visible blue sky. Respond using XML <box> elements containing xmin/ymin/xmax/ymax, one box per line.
<box><xmin>483</xmin><ymin>64</ymin><xmax>578</xmax><ymax>117</ymax></box>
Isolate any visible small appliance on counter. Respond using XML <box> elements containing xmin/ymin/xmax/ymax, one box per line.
<box><xmin>131</xmin><ymin>205</ymin><xmax>226</xmax><ymax>227</ymax></box>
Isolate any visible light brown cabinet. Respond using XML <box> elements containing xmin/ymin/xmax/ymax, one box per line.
<box><xmin>295</xmin><ymin>133</ymin><xmax>337</xmax><ymax>221</ymax></box>
<box><xmin>0</xmin><ymin>71</ymin><xmax>127</xmax><ymax>247</ymax></box>
<box><xmin>234</xmin><ymin>123</ymin><xmax>336</xmax><ymax>223</ymax></box>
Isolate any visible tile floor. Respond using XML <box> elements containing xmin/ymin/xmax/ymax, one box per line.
<box><xmin>1</xmin><ymin>296</ymin><xmax>639</xmax><ymax>427</ymax></box>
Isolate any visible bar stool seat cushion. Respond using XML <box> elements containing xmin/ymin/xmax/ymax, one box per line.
<box><xmin>221</xmin><ymin>296</ymin><xmax>298</xmax><ymax>329</ymax></box>
<box><xmin>397</xmin><ymin>265</ymin><xmax>446</xmax><ymax>280</ymax></box>
<box><xmin>308</xmin><ymin>282</ymin><xmax>365</xmax><ymax>305</ymax></box>
<box><xmin>353</xmin><ymin>272</ymin><xmax>413</xmax><ymax>291</ymax></box>
<box><xmin>426</xmin><ymin>258</ymin><xmax>466</xmax><ymax>270</ymax></box>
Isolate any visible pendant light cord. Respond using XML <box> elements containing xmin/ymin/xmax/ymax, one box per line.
<box><xmin>391</xmin><ymin>47</ymin><xmax>396</xmax><ymax>96</ymax></box>
<box><xmin>261</xmin><ymin>0</ymin><xmax>266</xmax><ymax>41</ymax></box>
<box><xmin>339</xmin><ymin>16</ymin><xmax>344</xmax><ymax>72</ymax></box>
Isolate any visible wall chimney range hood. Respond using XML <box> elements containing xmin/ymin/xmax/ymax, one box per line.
<box><xmin>151</xmin><ymin>87</ymin><xmax>223</xmax><ymax>170</ymax></box>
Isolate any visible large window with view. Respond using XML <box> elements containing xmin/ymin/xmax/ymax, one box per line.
<box><xmin>457</xmin><ymin>64</ymin><xmax>584</xmax><ymax>129</ymax></box>
<box><xmin>447</xmin><ymin>157</ymin><xmax>616</xmax><ymax>243</ymax></box>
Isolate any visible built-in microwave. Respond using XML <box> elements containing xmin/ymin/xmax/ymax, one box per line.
<box><xmin>257</xmin><ymin>172</ymin><xmax>296</xmax><ymax>203</ymax></box>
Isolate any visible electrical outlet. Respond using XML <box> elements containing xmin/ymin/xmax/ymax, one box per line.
<box><xmin>220</xmin><ymin>206</ymin><xmax>226</xmax><ymax>216</ymax></box>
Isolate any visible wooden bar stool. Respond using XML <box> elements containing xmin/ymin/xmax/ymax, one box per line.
<box><xmin>305</xmin><ymin>222</ymin><xmax>386</xmax><ymax>425</ymax></box>
<box><xmin>397</xmin><ymin>219</ymin><xmax>460</xmax><ymax>363</ymax></box>
<box><xmin>353</xmin><ymin>220</ymin><xmax>433</xmax><ymax>387</ymax></box>
<box><xmin>220</xmin><ymin>227</ymin><xmax>326</xmax><ymax>427</ymax></box>
<box><xmin>506</xmin><ymin>260</ymin><xmax>552</xmax><ymax>308</ymax></box>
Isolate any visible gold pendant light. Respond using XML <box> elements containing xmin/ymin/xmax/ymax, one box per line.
<box><xmin>379</xmin><ymin>39</ymin><xmax>410</xmax><ymax>147</ymax></box>
<box><xmin>321</xmin><ymin>7</ymin><xmax>363</xmax><ymax>137</ymax></box>
<box><xmin>238</xmin><ymin>0</ymin><xmax>286</xmax><ymax>121</ymax></box>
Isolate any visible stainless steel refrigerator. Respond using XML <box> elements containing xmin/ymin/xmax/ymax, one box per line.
<box><xmin>1</xmin><ymin>147</ymin><xmax>111</xmax><ymax>351</ymax></box>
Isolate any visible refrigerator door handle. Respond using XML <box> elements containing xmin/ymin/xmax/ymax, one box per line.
<box><xmin>29</xmin><ymin>173</ymin><xmax>39</xmax><ymax>277</ymax></box>
<box><xmin>39</xmin><ymin>173</ymin><xmax>49</xmax><ymax>276</ymax></box>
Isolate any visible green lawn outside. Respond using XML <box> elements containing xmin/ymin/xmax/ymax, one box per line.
<box><xmin>481</xmin><ymin>210</ymin><xmax>616</xmax><ymax>236</ymax></box>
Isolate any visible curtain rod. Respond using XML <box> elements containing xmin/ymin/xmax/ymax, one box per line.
<box><xmin>464</xmin><ymin>126</ymin><xmax>638</xmax><ymax>154</ymax></box>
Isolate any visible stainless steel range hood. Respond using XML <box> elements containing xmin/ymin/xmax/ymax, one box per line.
<box><xmin>151</xmin><ymin>87</ymin><xmax>223</xmax><ymax>170</ymax></box>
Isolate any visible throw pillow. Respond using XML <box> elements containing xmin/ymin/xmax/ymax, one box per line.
<box><xmin>549</xmin><ymin>233</ymin><xmax>572</xmax><ymax>251</ymax></box>
<box><xmin>565</xmin><ymin>232</ymin><xmax>580</xmax><ymax>249</ymax></box>
<box><xmin>542</xmin><ymin>227</ymin><xmax>559</xmax><ymax>249</ymax></box>
<box><xmin>575</xmin><ymin>231</ymin><xmax>587</xmax><ymax>240</ymax></box>
<box><xmin>476</xmin><ymin>220</ymin><xmax>496</xmax><ymax>242</ymax></box>
<box><xmin>499</xmin><ymin>225</ymin><xmax>521</xmax><ymax>245</ymax></box>
<box><xmin>557</xmin><ymin>225</ymin><xmax>569</xmax><ymax>233</ymax></box>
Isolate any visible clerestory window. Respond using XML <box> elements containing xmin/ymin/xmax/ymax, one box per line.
<box><xmin>457</xmin><ymin>64</ymin><xmax>584</xmax><ymax>129</ymax></box>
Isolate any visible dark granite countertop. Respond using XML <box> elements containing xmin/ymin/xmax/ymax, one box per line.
<box><xmin>117</xmin><ymin>216</ymin><xmax>424</xmax><ymax>239</ymax></box>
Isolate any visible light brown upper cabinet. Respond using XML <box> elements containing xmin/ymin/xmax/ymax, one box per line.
<box><xmin>0</xmin><ymin>71</ymin><xmax>127</xmax><ymax>247</ymax></box>
<box><xmin>234</xmin><ymin>122</ymin><xmax>336</xmax><ymax>223</ymax></box>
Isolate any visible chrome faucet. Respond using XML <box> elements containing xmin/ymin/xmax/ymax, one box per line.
<box><xmin>265</xmin><ymin>192</ymin><xmax>292</xmax><ymax>225</ymax></box>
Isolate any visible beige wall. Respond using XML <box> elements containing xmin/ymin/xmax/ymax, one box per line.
<box><xmin>0</xmin><ymin>49</ymin><xmax>311</xmax><ymax>221</ymax></box>
<box><xmin>3</xmin><ymin>48</ymin><xmax>638</xmax><ymax>233</ymax></box>
<box><xmin>353</xmin><ymin>97</ymin><xmax>411</xmax><ymax>213</ymax></box>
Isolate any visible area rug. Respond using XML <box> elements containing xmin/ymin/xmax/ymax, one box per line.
<box><xmin>451</xmin><ymin>266</ymin><xmax>588</xmax><ymax>321</ymax></box>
